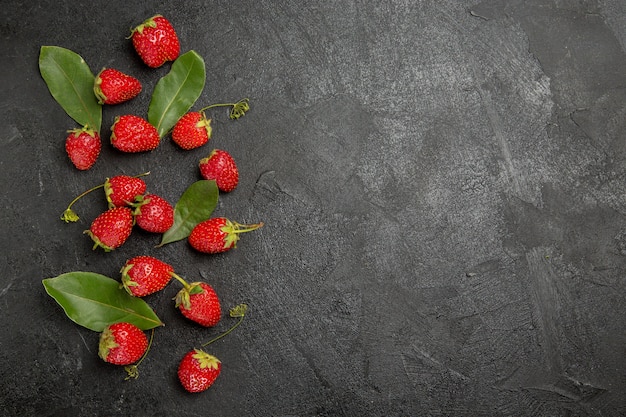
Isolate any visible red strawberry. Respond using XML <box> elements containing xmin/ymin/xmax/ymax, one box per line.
<box><xmin>175</xmin><ymin>282</ymin><xmax>221</xmax><ymax>327</ymax></box>
<box><xmin>188</xmin><ymin>217</ymin><xmax>263</xmax><ymax>254</ymax></box>
<box><xmin>171</xmin><ymin>111</ymin><xmax>212</xmax><ymax>150</ymax></box>
<box><xmin>98</xmin><ymin>322</ymin><xmax>148</xmax><ymax>366</ymax></box>
<box><xmin>94</xmin><ymin>68</ymin><xmax>142</xmax><ymax>105</ymax></box>
<box><xmin>105</xmin><ymin>175</ymin><xmax>147</xmax><ymax>208</ymax></box>
<box><xmin>111</xmin><ymin>115</ymin><xmax>160</xmax><ymax>153</ymax></box>
<box><xmin>65</xmin><ymin>127</ymin><xmax>101</xmax><ymax>170</ymax></box>
<box><xmin>199</xmin><ymin>149</ymin><xmax>239</xmax><ymax>192</ymax></box>
<box><xmin>84</xmin><ymin>206</ymin><xmax>134</xmax><ymax>251</ymax></box>
<box><xmin>178</xmin><ymin>349</ymin><xmax>221</xmax><ymax>393</ymax></box>
<box><xmin>130</xmin><ymin>15</ymin><xmax>180</xmax><ymax>68</ymax></box>
<box><xmin>133</xmin><ymin>193</ymin><xmax>174</xmax><ymax>233</ymax></box>
<box><xmin>121</xmin><ymin>255</ymin><xmax>174</xmax><ymax>297</ymax></box>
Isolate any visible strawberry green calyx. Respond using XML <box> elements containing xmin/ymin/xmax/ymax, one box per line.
<box><xmin>172</xmin><ymin>274</ymin><xmax>204</xmax><ymax>310</ymax></box>
<box><xmin>192</xmin><ymin>349</ymin><xmax>221</xmax><ymax>369</ymax></box>
<box><xmin>221</xmin><ymin>220</ymin><xmax>264</xmax><ymax>249</ymax></box>
<box><xmin>98</xmin><ymin>327</ymin><xmax>119</xmax><ymax>360</ymax></box>
<box><xmin>129</xmin><ymin>15</ymin><xmax>160</xmax><ymax>36</ymax></box>
<box><xmin>84</xmin><ymin>229</ymin><xmax>115</xmax><ymax>252</ymax></box>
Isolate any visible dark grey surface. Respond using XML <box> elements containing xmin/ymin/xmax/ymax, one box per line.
<box><xmin>1</xmin><ymin>0</ymin><xmax>625</xmax><ymax>416</ymax></box>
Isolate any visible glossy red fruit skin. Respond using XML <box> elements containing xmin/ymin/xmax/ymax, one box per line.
<box><xmin>131</xmin><ymin>15</ymin><xmax>180</xmax><ymax>68</ymax></box>
<box><xmin>105</xmin><ymin>175</ymin><xmax>147</xmax><ymax>207</ymax></box>
<box><xmin>121</xmin><ymin>255</ymin><xmax>174</xmax><ymax>297</ymax></box>
<box><xmin>99</xmin><ymin>322</ymin><xmax>148</xmax><ymax>365</ymax></box>
<box><xmin>178</xmin><ymin>349</ymin><xmax>221</xmax><ymax>393</ymax></box>
<box><xmin>188</xmin><ymin>217</ymin><xmax>232</xmax><ymax>254</ymax></box>
<box><xmin>94</xmin><ymin>68</ymin><xmax>142</xmax><ymax>105</ymax></box>
<box><xmin>85</xmin><ymin>207</ymin><xmax>134</xmax><ymax>251</ymax></box>
<box><xmin>65</xmin><ymin>128</ymin><xmax>101</xmax><ymax>170</ymax></box>
<box><xmin>171</xmin><ymin>112</ymin><xmax>212</xmax><ymax>150</ymax></box>
<box><xmin>110</xmin><ymin>115</ymin><xmax>160</xmax><ymax>153</ymax></box>
<box><xmin>134</xmin><ymin>194</ymin><xmax>174</xmax><ymax>233</ymax></box>
<box><xmin>198</xmin><ymin>149</ymin><xmax>239</xmax><ymax>192</ymax></box>
<box><xmin>176</xmin><ymin>282</ymin><xmax>221</xmax><ymax>327</ymax></box>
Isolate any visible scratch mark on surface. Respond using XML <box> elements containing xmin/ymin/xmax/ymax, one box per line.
<box><xmin>77</xmin><ymin>330</ymin><xmax>91</xmax><ymax>354</ymax></box>
<box><xmin>405</xmin><ymin>343</ymin><xmax>470</xmax><ymax>381</ymax></box>
<box><xmin>0</xmin><ymin>281</ymin><xmax>13</xmax><ymax>298</ymax></box>
<box><xmin>526</xmin><ymin>248</ymin><xmax>562</xmax><ymax>373</ymax></box>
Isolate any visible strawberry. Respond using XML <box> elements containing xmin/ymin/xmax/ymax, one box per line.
<box><xmin>130</xmin><ymin>15</ymin><xmax>180</xmax><ymax>68</ymax></box>
<box><xmin>99</xmin><ymin>322</ymin><xmax>148</xmax><ymax>366</ymax></box>
<box><xmin>171</xmin><ymin>111</ymin><xmax>212</xmax><ymax>150</ymax></box>
<box><xmin>199</xmin><ymin>149</ymin><xmax>239</xmax><ymax>192</ymax></box>
<box><xmin>174</xmin><ymin>281</ymin><xmax>221</xmax><ymax>327</ymax></box>
<box><xmin>65</xmin><ymin>127</ymin><xmax>101</xmax><ymax>170</ymax></box>
<box><xmin>188</xmin><ymin>217</ymin><xmax>263</xmax><ymax>254</ymax></box>
<box><xmin>121</xmin><ymin>255</ymin><xmax>174</xmax><ymax>297</ymax></box>
<box><xmin>84</xmin><ymin>206</ymin><xmax>134</xmax><ymax>251</ymax></box>
<box><xmin>133</xmin><ymin>193</ymin><xmax>174</xmax><ymax>233</ymax></box>
<box><xmin>178</xmin><ymin>349</ymin><xmax>221</xmax><ymax>393</ymax></box>
<box><xmin>94</xmin><ymin>68</ymin><xmax>142</xmax><ymax>105</ymax></box>
<box><xmin>110</xmin><ymin>115</ymin><xmax>160</xmax><ymax>153</ymax></box>
<box><xmin>105</xmin><ymin>175</ymin><xmax>147</xmax><ymax>208</ymax></box>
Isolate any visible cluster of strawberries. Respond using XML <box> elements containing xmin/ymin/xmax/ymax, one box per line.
<box><xmin>99</xmin><ymin>254</ymin><xmax>232</xmax><ymax>392</ymax></box>
<box><xmin>53</xmin><ymin>15</ymin><xmax>262</xmax><ymax>393</ymax></box>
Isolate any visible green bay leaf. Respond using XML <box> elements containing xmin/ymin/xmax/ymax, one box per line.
<box><xmin>39</xmin><ymin>46</ymin><xmax>102</xmax><ymax>132</ymax></box>
<box><xmin>148</xmin><ymin>50</ymin><xmax>206</xmax><ymax>138</ymax></box>
<box><xmin>42</xmin><ymin>272</ymin><xmax>163</xmax><ymax>332</ymax></box>
<box><xmin>159</xmin><ymin>180</ymin><xmax>218</xmax><ymax>247</ymax></box>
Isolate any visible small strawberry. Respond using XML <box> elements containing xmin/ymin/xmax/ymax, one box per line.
<box><xmin>199</xmin><ymin>149</ymin><xmax>239</xmax><ymax>192</ymax></box>
<box><xmin>99</xmin><ymin>322</ymin><xmax>148</xmax><ymax>366</ymax></box>
<box><xmin>65</xmin><ymin>126</ymin><xmax>101</xmax><ymax>170</ymax></box>
<box><xmin>171</xmin><ymin>98</ymin><xmax>250</xmax><ymax>150</ymax></box>
<box><xmin>84</xmin><ymin>206</ymin><xmax>134</xmax><ymax>251</ymax></box>
<box><xmin>171</xmin><ymin>111</ymin><xmax>212</xmax><ymax>150</ymax></box>
<box><xmin>178</xmin><ymin>349</ymin><xmax>221</xmax><ymax>393</ymax></box>
<box><xmin>111</xmin><ymin>115</ymin><xmax>160</xmax><ymax>153</ymax></box>
<box><xmin>60</xmin><ymin>172</ymin><xmax>149</xmax><ymax>223</ymax></box>
<box><xmin>188</xmin><ymin>217</ymin><xmax>263</xmax><ymax>254</ymax></box>
<box><xmin>94</xmin><ymin>68</ymin><xmax>142</xmax><ymax>105</ymax></box>
<box><xmin>130</xmin><ymin>15</ymin><xmax>180</xmax><ymax>68</ymax></box>
<box><xmin>105</xmin><ymin>175</ymin><xmax>147</xmax><ymax>208</ymax></box>
<box><xmin>133</xmin><ymin>193</ymin><xmax>174</xmax><ymax>233</ymax></box>
<box><xmin>121</xmin><ymin>255</ymin><xmax>174</xmax><ymax>297</ymax></box>
<box><xmin>173</xmin><ymin>280</ymin><xmax>221</xmax><ymax>327</ymax></box>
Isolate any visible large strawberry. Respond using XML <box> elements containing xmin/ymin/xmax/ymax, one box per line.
<box><xmin>188</xmin><ymin>217</ymin><xmax>263</xmax><ymax>254</ymax></box>
<box><xmin>121</xmin><ymin>255</ymin><xmax>174</xmax><ymax>297</ymax></box>
<box><xmin>199</xmin><ymin>149</ymin><xmax>239</xmax><ymax>192</ymax></box>
<box><xmin>99</xmin><ymin>322</ymin><xmax>148</xmax><ymax>366</ymax></box>
<box><xmin>105</xmin><ymin>175</ymin><xmax>147</xmax><ymax>208</ymax></box>
<box><xmin>133</xmin><ymin>193</ymin><xmax>174</xmax><ymax>233</ymax></box>
<box><xmin>94</xmin><ymin>68</ymin><xmax>142</xmax><ymax>105</ymax></box>
<box><xmin>177</xmin><ymin>349</ymin><xmax>221</xmax><ymax>393</ymax></box>
<box><xmin>110</xmin><ymin>115</ymin><xmax>160</xmax><ymax>153</ymax></box>
<box><xmin>171</xmin><ymin>111</ymin><xmax>212</xmax><ymax>150</ymax></box>
<box><xmin>65</xmin><ymin>127</ymin><xmax>101</xmax><ymax>170</ymax></box>
<box><xmin>174</xmin><ymin>281</ymin><xmax>221</xmax><ymax>327</ymax></box>
<box><xmin>130</xmin><ymin>15</ymin><xmax>180</xmax><ymax>68</ymax></box>
<box><xmin>84</xmin><ymin>206</ymin><xmax>134</xmax><ymax>251</ymax></box>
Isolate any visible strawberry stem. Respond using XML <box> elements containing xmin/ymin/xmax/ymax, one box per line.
<box><xmin>232</xmin><ymin>221</ymin><xmax>264</xmax><ymax>234</ymax></box>
<box><xmin>169</xmin><ymin>271</ymin><xmax>193</xmax><ymax>292</ymax></box>
<box><xmin>198</xmin><ymin>98</ymin><xmax>250</xmax><ymax>120</ymax></box>
<box><xmin>201</xmin><ymin>304</ymin><xmax>248</xmax><ymax>347</ymax></box>
<box><xmin>124</xmin><ymin>327</ymin><xmax>155</xmax><ymax>380</ymax></box>
<box><xmin>60</xmin><ymin>172</ymin><xmax>150</xmax><ymax>223</ymax></box>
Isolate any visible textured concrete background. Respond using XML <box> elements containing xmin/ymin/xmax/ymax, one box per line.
<box><xmin>1</xmin><ymin>0</ymin><xmax>625</xmax><ymax>416</ymax></box>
